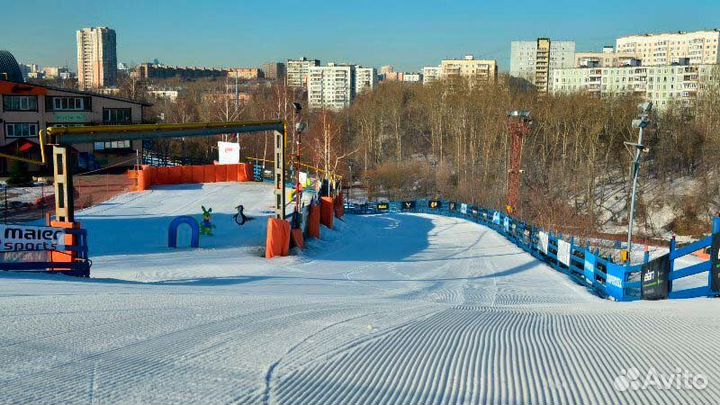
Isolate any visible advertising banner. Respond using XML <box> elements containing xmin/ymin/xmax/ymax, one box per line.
<box><xmin>557</xmin><ymin>239</ymin><xmax>571</xmax><ymax>267</ymax></box>
<box><xmin>641</xmin><ymin>254</ymin><xmax>671</xmax><ymax>300</ymax></box>
<box><xmin>377</xmin><ymin>202</ymin><xmax>390</xmax><ymax>212</ymax></box>
<box><xmin>492</xmin><ymin>211</ymin><xmax>501</xmax><ymax>225</ymax></box>
<box><xmin>584</xmin><ymin>253</ymin><xmax>596</xmax><ymax>285</ymax></box>
<box><xmin>537</xmin><ymin>231</ymin><xmax>549</xmax><ymax>254</ymax></box>
<box><xmin>428</xmin><ymin>200</ymin><xmax>441</xmax><ymax>209</ymax></box>
<box><xmin>503</xmin><ymin>216</ymin><xmax>510</xmax><ymax>233</ymax></box>
<box><xmin>460</xmin><ymin>203</ymin><xmax>468</xmax><ymax>214</ymax></box>
<box><xmin>0</xmin><ymin>224</ymin><xmax>65</xmax><ymax>252</ymax></box>
<box><xmin>217</xmin><ymin>141</ymin><xmax>241</xmax><ymax>164</ymax></box>
<box><xmin>401</xmin><ymin>201</ymin><xmax>416</xmax><ymax>210</ymax></box>
<box><xmin>448</xmin><ymin>201</ymin><xmax>457</xmax><ymax>211</ymax></box>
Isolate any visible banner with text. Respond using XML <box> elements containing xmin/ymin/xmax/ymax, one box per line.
<box><xmin>0</xmin><ymin>224</ymin><xmax>65</xmax><ymax>252</ymax></box>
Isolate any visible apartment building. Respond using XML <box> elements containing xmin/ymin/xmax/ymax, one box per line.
<box><xmin>228</xmin><ymin>68</ymin><xmax>264</xmax><ymax>80</ymax></box>
<box><xmin>0</xmin><ymin>79</ymin><xmax>150</xmax><ymax>173</ymax></box>
<box><xmin>135</xmin><ymin>63</ymin><xmax>229</xmax><ymax>80</ymax></box>
<box><xmin>422</xmin><ymin>66</ymin><xmax>441</xmax><ymax>84</ymax></box>
<box><xmin>286</xmin><ymin>57</ymin><xmax>320</xmax><ymax>88</ymax></box>
<box><xmin>440</xmin><ymin>55</ymin><xmax>498</xmax><ymax>83</ymax></box>
<box><xmin>262</xmin><ymin>62</ymin><xmax>286</xmax><ymax>81</ymax></box>
<box><xmin>510</xmin><ymin>38</ymin><xmax>575</xmax><ymax>92</ymax></box>
<box><xmin>575</xmin><ymin>46</ymin><xmax>639</xmax><ymax>68</ymax></box>
<box><xmin>355</xmin><ymin>66</ymin><xmax>378</xmax><ymax>95</ymax></box>
<box><xmin>616</xmin><ymin>30</ymin><xmax>720</xmax><ymax>66</ymax></box>
<box><xmin>307</xmin><ymin>64</ymin><xmax>355</xmax><ymax>111</ymax></box>
<box><xmin>76</xmin><ymin>27</ymin><xmax>117</xmax><ymax>90</ymax></box>
<box><xmin>550</xmin><ymin>61</ymin><xmax>718</xmax><ymax>109</ymax></box>
<box><xmin>403</xmin><ymin>73</ymin><xmax>423</xmax><ymax>83</ymax></box>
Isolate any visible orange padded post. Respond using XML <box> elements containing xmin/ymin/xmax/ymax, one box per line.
<box><xmin>290</xmin><ymin>228</ymin><xmax>304</xmax><ymax>249</ymax></box>
<box><xmin>308</xmin><ymin>203</ymin><xmax>321</xmax><ymax>239</ymax></box>
<box><xmin>265</xmin><ymin>217</ymin><xmax>291</xmax><ymax>258</ymax></box>
<box><xmin>238</xmin><ymin>163</ymin><xmax>252</xmax><ymax>182</ymax></box>
<box><xmin>49</xmin><ymin>221</ymin><xmax>80</xmax><ymax>269</ymax></box>
<box><xmin>168</xmin><ymin>166</ymin><xmax>182</xmax><ymax>184</ymax></box>
<box><xmin>321</xmin><ymin>197</ymin><xmax>334</xmax><ymax>229</ymax></box>
<box><xmin>191</xmin><ymin>165</ymin><xmax>204</xmax><ymax>183</ymax></box>
<box><xmin>335</xmin><ymin>192</ymin><xmax>345</xmax><ymax>218</ymax></box>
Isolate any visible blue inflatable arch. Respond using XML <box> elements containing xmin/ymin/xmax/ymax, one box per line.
<box><xmin>168</xmin><ymin>216</ymin><xmax>200</xmax><ymax>248</ymax></box>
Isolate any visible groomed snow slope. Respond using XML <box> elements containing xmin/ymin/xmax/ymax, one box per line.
<box><xmin>1</xmin><ymin>183</ymin><xmax>719</xmax><ymax>405</ymax></box>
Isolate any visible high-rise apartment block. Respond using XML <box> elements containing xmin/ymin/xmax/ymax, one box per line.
<box><xmin>307</xmin><ymin>63</ymin><xmax>355</xmax><ymax>111</ymax></box>
<box><xmin>616</xmin><ymin>30</ymin><xmax>720</xmax><ymax>66</ymax></box>
<box><xmin>510</xmin><ymin>38</ymin><xmax>575</xmax><ymax>92</ymax></box>
<box><xmin>422</xmin><ymin>66</ymin><xmax>441</xmax><ymax>84</ymax></box>
<box><xmin>440</xmin><ymin>55</ymin><xmax>498</xmax><ymax>83</ymax></box>
<box><xmin>355</xmin><ymin>66</ymin><xmax>378</xmax><ymax>95</ymax></box>
<box><xmin>287</xmin><ymin>57</ymin><xmax>320</xmax><ymax>88</ymax></box>
<box><xmin>76</xmin><ymin>27</ymin><xmax>117</xmax><ymax>89</ymax></box>
<box><xmin>575</xmin><ymin>46</ymin><xmax>639</xmax><ymax>68</ymax></box>
<box><xmin>263</xmin><ymin>62</ymin><xmax>286</xmax><ymax>81</ymax></box>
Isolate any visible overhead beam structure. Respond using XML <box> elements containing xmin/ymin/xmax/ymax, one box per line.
<box><xmin>40</xmin><ymin>120</ymin><xmax>287</xmax><ymax>222</ymax></box>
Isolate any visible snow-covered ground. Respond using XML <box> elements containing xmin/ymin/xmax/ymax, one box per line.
<box><xmin>1</xmin><ymin>183</ymin><xmax>719</xmax><ymax>405</ymax></box>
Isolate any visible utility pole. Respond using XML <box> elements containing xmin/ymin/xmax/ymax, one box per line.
<box><xmin>291</xmin><ymin>102</ymin><xmax>307</xmax><ymax>229</ymax></box>
<box><xmin>506</xmin><ymin>110</ymin><xmax>532</xmax><ymax>216</ymax></box>
<box><xmin>624</xmin><ymin>102</ymin><xmax>653</xmax><ymax>263</ymax></box>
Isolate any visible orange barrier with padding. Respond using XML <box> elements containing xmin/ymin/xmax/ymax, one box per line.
<box><xmin>321</xmin><ymin>197</ymin><xmax>334</xmax><ymax>229</ymax></box>
<box><xmin>335</xmin><ymin>192</ymin><xmax>345</xmax><ymax>219</ymax></box>
<box><xmin>49</xmin><ymin>221</ymin><xmax>80</xmax><ymax>268</ymax></box>
<box><xmin>265</xmin><ymin>217</ymin><xmax>291</xmax><ymax>258</ymax></box>
<box><xmin>308</xmin><ymin>203</ymin><xmax>321</xmax><ymax>239</ymax></box>
<box><xmin>215</xmin><ymin>164</ymin><xmax>228</xmax><ymax>182</ymax></box>
<box><xmin>290</xmin><ymin>228</ymin><xmax>304</xmax><ymax>249</ymax></box>
<box><xmin>130</xmin><ymin>163</ymin><xmax>254</xmax><ymax>191</ymax></box>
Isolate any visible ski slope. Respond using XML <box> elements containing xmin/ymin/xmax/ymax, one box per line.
<box><xmin>1</xmin><ymin>183</ymin><xmax>719</xmax><ymax>405</ymax></box>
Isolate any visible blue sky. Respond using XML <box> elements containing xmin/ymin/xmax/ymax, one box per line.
<box><xmin>2</xmin><ymin>0</ymin><xmax>719</xmax><ymax>72</ymax></box>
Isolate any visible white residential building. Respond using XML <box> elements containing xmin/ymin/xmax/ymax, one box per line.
<box><xmin>616</xmin><ymin>30</ymin><xmax>720</xmax><ymax>66</ymax></box>
<box><xmin>308</xmin><ymin>63</ymin><xmax>355</xmax><ymax>110</ymax></box>
<box><xmin>403</xmin><ymin>73</ymin><xmax>423</xmax><ymax>83</ymax></box>
<box><xmin>422</xmin><ymin>66</ymin><xmax>441</xmax><ymax>84</ymax></box>
<box><xmin>510</xmin><ymin>38</ymin><xmax>575</xmax><ymax>92</ymax></box>
<box><xmin>286</xmin><ymin>57</ymin><xmax>320</xmax><ymax>88</ymax></box>
<box><xmin>355</xmin><ymin>66</ymin><xmax>377</xmax><ymax>95</ymax></box>
<box><xmin>76</xmin><ymin>27</ymin><xmax>117</xmax><ymax>90</ymax></box>
<box><xmin>550</xmin><ymin>62</ymin><xmax>719</xmax><ymax>109</ymax></box>
<box><xmin>575</xmin><ymin>46</ymin><xmax>639</xmax><ymax>67</ymax></box>
<box><xmin>440</xmin><ymin>55</ymin><xmax>498</xmax><ymax>83</ymax></box>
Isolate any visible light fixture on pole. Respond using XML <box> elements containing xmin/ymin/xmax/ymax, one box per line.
<box><xmin>623</xmin><ymin>101</ymin><xmax>652</xmax><ymax>263</ymax></box>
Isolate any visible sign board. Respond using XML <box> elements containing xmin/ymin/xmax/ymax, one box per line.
<box><xmin>471</xmin><ymin>207</ymin><xmax>479</xmax><ymax>217</ymax></box>
<box><xmin>492</xmin><ymin>211</ymin><xmax>501</xmax><ymax>225</ymax></box>
<box><xmin>537</xmin><ymin>231</ymin><xmax>549</xmax><ymax>254</ymax></box>
<box><xmin>641</xmin><ymin>254</ymin><xmax>671</xmax><ymax>300</ymax></box>
<box><xmin>0</xmin><ymin>224</ymin><xmax>65</xmax><ymax>252</ymax></box>
<box><xmin>401</xmin><ymin>201</ymin><xmax>416</xmax><ymax>210</ymax></box>
<box><xmin>428</xmin><ymin>200</ymin><xmax>441</xmax><ymax>209</ymax></box>
<box><xmin>377</xmin><ymin>202</ymin><xmax>390</xmax><ymax>212</ymax></box>
<box><xmin>460</xmin><ymin>203</ymin><xmax>468</xmax><ymax>214</ymax></box>
<box><xmin>448</xmin><ymin>201</ymin><xmax>457</xmax><ymax>211</ymax></box>
<box><xmin>557</xmin><ymin>239</ymin><xmax>571</xmax><ymax>267</ymax></box>
<box><xmin>217</xmin><ymin>141</ymin><xmax>241</xmax><ymax>164</ymax></box>
<box><xmin>584</xmin><ymin>253</ymin><xmax>596</xmax><ymax>285</ymax></box>
<box><xmin>299</xmin><ymin>171</ymin><xmax>308</xmax><ymax>187</ymax></box>
<box><xmin>710</xmin><ymin>233</ymin><xmax>720</xmax><ymax>292</ymax></box>
<box><xmin>503</xmin><ymin>216</ymin><xmax>510</xmax><ymax>233</ymax></box>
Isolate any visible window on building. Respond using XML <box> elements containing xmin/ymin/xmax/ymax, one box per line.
<box><xmin>103</xmin><ymin>108</ymin><xmax>132</xmax><ymax>124</ymax></box>
<box><xmin>3</xmin><ymin>95</ymin><xmax>38</xmax><ymax>111</ymax></box>
<box><xmin>52</xmin><ymin>97</ymin><xmax>85</xmax><ymax>111</ymax></box>
<box><xmin>94</xmin><ymin>140</ymin><xmax>131</xmax><ymax>151</ymax></box>
<box><xmin>5</xmin><ymin>122</ymin><xmax>39</xmax><ymax>138</ymax></box>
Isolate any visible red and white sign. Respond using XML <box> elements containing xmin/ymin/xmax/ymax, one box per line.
<box><xmin>217</xmin><ymin>141</ymin><xmax>240</xmax><ymax>164</ymax></box>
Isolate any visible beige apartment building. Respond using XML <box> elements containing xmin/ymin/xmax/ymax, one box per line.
<box><xmin>77</xmin><ymin>27</ymin><xmax>117</xmax><ymax>90</ymax></box>
<box><xmin>616</xmin><ymin>30</ymin><xmax>720</xmax><ymax>66</ymax></box>
<box><xmin>0</xmin><ymin>80</ymin><xmax>149</xmax><ymax>173</ymax></box>
<box><xmin>575</xmin><ymin>46</ymin><xmax>638</xmax><ymax>67</ymax></box>
<box><xmin>440</xmin><ymin>55</ymin><xmax>498</xmax><ymax>83</ymax></box>
<box><xmin>286</xmin><ymin>57</ymin><xmax>320</xmax><ymax>88</ymax></box>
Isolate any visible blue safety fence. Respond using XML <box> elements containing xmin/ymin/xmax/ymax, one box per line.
<box><xmin>0</xmin><ymin>227</ymin><xmax>91</xmax><ymax>277</ymax></box>
<box><xmin>346</xmin><ymin>200</ymin><xmax>720</xmax><ymax>301</ymax></box>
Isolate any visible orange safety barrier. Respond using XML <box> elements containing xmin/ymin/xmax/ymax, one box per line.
<box><xmin>321</xmin><ymin>197</ymin><xmax>334</xmax><ymax>229</ymax></box>
<box><xmin>215</xmin><ymin>164</ymin><xmax>228</xmax><ymax>182</ymax></box>
<box><xmin>308</xmin><ymin>203</ymin><xmax>321</xmax><ymax>239</ymax></box>
<box><xmin>49</xmin><ymin>221</ymin><xmax>80</xmax><ymax>268</ymax></box>
<box><xmin>335</xmin><ymin>192</ymin><xmax>345</xmax><ymax>219</ymax></box>
<box><xmin>265</xmin><ymin>217</ymin><xmax>290</xmax><ymax>258</ymax></box>
<box><xmin>290</xmin><ymin>228</ymin><xmax>304</xmax><ymax>249</ymax></box>
<box><xmin>130</xmin><ymin>163</ymin><xmax>254</xmax><ymax>191</ymax></box>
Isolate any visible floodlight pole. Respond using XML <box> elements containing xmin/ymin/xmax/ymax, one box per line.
<box><xmin>625</xmin><ymin>102</ymin><xmax>652</xmax><ymax>262</ymax></box>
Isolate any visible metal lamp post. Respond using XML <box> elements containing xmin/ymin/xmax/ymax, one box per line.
<box><xmin>624</xmin><ymin>101</ymin><xmax>652</xmax><ymax>262</ymax></box>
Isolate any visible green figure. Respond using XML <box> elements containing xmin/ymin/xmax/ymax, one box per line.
<box><xmin>200</xmin><ymin>206</ymin><xmax>216</xmax><ymax>236</ymax></box>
